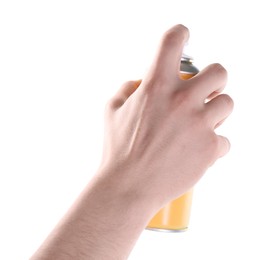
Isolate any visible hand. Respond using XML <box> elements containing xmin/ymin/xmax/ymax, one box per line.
<box><xmin>30</xmin><ymin>24</ymin><xmax>234</xmax><ymax>260</ymax></box>
<box><xmin>101</xmin><ymin>24</ymin><xmax>234</xmax><ymax>209</ymax></box>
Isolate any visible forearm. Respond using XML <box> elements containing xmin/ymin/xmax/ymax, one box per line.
<box><xmin>30</xmin><ymin>166</ymin><xmax>155</xmax><ymax>260</ymax></box>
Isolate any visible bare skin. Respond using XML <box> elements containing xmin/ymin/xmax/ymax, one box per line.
<box><xmin>30</xmin><ymin>24</ymin><xmax>234</xmax><ymax>260</ymax></box>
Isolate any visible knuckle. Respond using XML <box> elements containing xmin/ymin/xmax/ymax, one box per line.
<box><xmin>200</xmin><ymin>109</ymin><xmax>211</xmax><ymax>126</ymax></box>
<box><xmin>213</xmin><ymin>136</ymin><xmax>221</xmax><ymax>153</ymax></box>
<box><xmin>207</xmin><ymin>135</ymin><xmax>220</xmax><ymax>159</ymax></box>
<box><xmin>105</xmin><ymin>97</ymin><xmax>121</xmax><ymax>111</ymax></box>
<box><xmin>105</xmin><ymin>99</ymin><xmax>114</xmax><ymax>111</ymax></box>
<box><xmin>173</xmin><ymin>88</ymin><xmax>194</xmax><ymax>107</ymax></box>
<box><xmin>210</xmin><ymin>63</ymin><xmax>228</xmax><ymax>79</ymax></box>
<box><xmin>142</xmin><ymin>76</ymin><xmax>166</xmax><ymax>95</ymax></box>
<box><xmin>220</xmin><ymin>94</ymin><xmax>234</xmax><ymax>109</ymax></box>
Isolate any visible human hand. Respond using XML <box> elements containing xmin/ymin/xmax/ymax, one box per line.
<box><xmin>100</xmin><ymin>24</ymin><xmax>234</xmax><ymax>210</ymax></box>
<box><xmin>30</xmin><ymin>25</ymin><xmax>234</xmax><ymax>260</ymax></box>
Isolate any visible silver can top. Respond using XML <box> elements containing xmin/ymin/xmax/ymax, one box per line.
<box><xmin>181</xmin><ymin>54</ymin><xmax>194</xmax><ymax>63</ymax></box>
<box><xmin>180</xmin><ymin>54</ymin><xmax>199</xmax><ymax>74</ymax></box>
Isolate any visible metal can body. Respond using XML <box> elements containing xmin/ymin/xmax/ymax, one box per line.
<box><xmin>146</xmin><ymin>54</ymin><xmax>199</xmax><ymax>232</ymax></box>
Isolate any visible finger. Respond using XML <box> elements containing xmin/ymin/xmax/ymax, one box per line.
<box><xmin>215</xmin><ymin>118</ymin><xmax>225</xmax><ymax>129</ymax></box>
<box><xmin>206</xmin><ymin>91</ymin><xmax>221</xmax><ymax>102</ymax></box>
<box><xmin>145</xmin><ymin>24</ymin><xmax>189</xmax><ymax>87</ymax></box>
<box><xmin>216</xmin><ymin>135</ymin><xmax>231</xmax><ymax>158</ymax></box>
<box><xmin>109</xmin><ymin>80</ymin><xmax>141</xmax><ymax>109</ymax></box>
<box><xmin>191</xmin><ymin>63</ymin><xmax>227</xmax><ymax>100</ymax></box>
<box><xmin>205</xmin><ymin>94</ymin><xmax>234</xmax><ymax>128</ymax></box>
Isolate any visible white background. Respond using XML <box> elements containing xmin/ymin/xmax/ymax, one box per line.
<box><xmin>0</xmin><ymin>0</ymin><xmax>261</xmax><ymax>259</ymax></box>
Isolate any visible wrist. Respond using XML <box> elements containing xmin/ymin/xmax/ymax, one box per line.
<box><xmin>95</xmin><ymin>163</ymin><xmax>159</xmax><ymax>221</ymax></box>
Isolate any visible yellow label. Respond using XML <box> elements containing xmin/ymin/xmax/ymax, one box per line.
<box><xmin>147</xmin><ymin>190</ymin><xmax>193</xmax><ymax>231</ymax></box>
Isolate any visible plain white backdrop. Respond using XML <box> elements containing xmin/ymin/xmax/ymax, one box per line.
<box><xmin>0</xmin><ymin>0</ymin><xmax>261</xmax><ymax>259</ymax></box>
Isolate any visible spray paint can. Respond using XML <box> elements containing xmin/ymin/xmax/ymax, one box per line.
<box><xmin>147</xmin><ymin>54</ymin><xmax>199</xmax><ymax>232</ymax></box>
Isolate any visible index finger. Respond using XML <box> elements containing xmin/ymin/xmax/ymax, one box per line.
<box><xmin>145</xmin><ymin>24</ymin><xmax>189</xmax><ymax>87</ymax></box>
